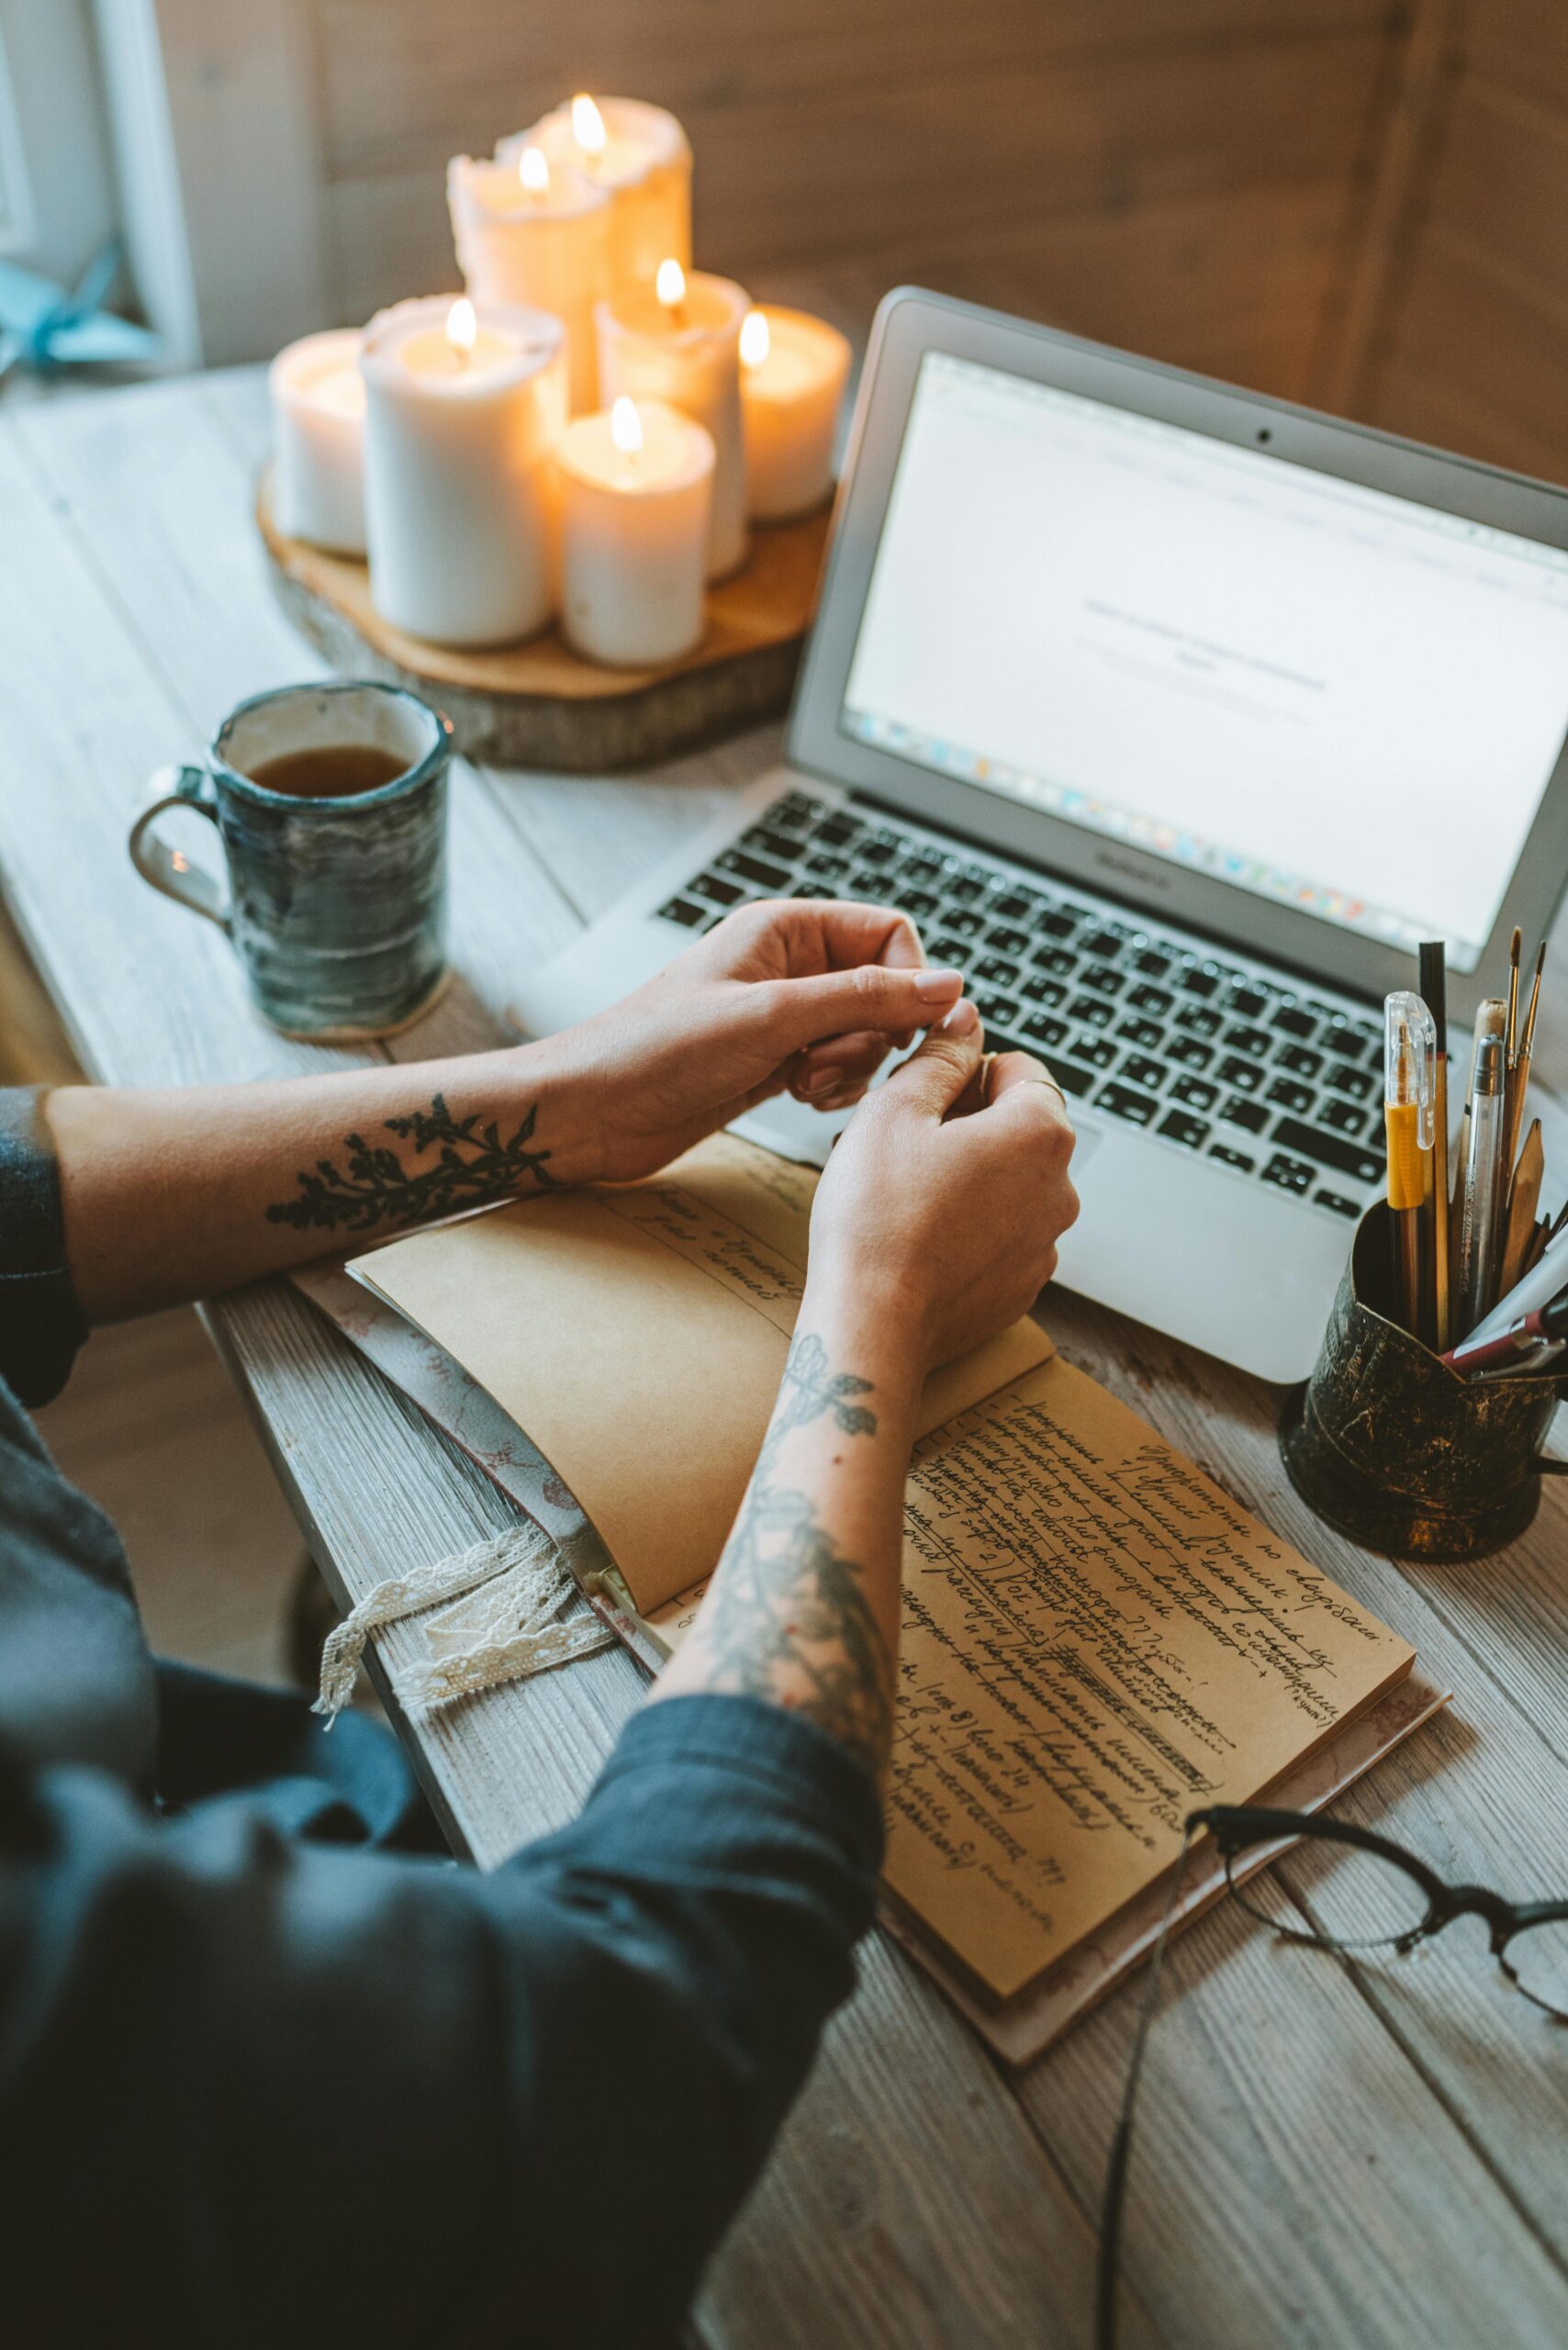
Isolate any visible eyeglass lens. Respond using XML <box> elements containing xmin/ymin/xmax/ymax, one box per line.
<box><xmin>1226</xmin><ymin>1841</ymin><xmax>1433</xmax><ymax>1952</ymax></box>
<box><xmin>1501</xmin><ymin>1920</ymin><xmax>1568</xmax><ymax>2020</ymax></box>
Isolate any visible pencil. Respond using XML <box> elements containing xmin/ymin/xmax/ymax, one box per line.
<box><xmin>1418</xmin><ymin>942</ymin><xmax>1450</xmax><ymax>1349</ymax></box>
<box><xmin>1503</xmin><ymin>937</ymin><xmax>1546</xmax><ymax>1184</ymax></box>
<box><xmin>1499</xmin><ymin>1119</ymin><xmax>1544</xmax><ymax>1298</ymax></box>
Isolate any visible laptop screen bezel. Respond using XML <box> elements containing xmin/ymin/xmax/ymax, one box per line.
<box><xmin>787</xmin><ymin>287</ymin><xmax>1568</xmax><ymax>1017</ymax></box>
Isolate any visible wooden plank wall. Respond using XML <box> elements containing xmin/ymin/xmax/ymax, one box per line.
<box><xmin>300</xmin><ymin>0</ymin><xmax>1406</xmax><ymax>406</ymax></box>
<box><xmin>1342</xmin><ymin>0</ymin><xmax>1568</xmax><ymax>483</ymax></box>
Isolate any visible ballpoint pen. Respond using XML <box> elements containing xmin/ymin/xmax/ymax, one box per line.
<box><xmin>1418</xmin><ymin>942</ymin><xmax>1450</xmax><ymax>1349</ymax></box>
<box><xmin>1383</xmin><ymin>990</ymin><xmax>1436</xmax><ymax>1336</ymax></box>
<box><xmin>1456</xmin><ymin>998</ymin><xmax>1508</xmax><ymax>1337</ymax></box>
<box><xmin>1443</xmin><ymin>1289</ymin><xmax>1568</xmax><ymax>1376</ymax></box>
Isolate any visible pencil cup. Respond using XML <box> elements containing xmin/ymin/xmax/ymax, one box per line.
<box><xmin>1279</xmin><ymin>1203</ymin><xmax>1567</xmax><ymax>1561</ymax></box>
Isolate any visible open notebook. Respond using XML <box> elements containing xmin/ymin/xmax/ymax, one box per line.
<box><xmin>336</xmin><ymin>1134</ymin><xmax>1430</xmax><ymax>2049</ymax></box>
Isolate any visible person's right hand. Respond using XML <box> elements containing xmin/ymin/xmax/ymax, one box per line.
<box><xmin>805</xmin><ymin>999</ymin><xmax>1079</xmax><ymax>1376</ymax></box>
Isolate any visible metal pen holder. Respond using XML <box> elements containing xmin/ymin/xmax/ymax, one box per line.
<box><xmin>1279</xmin><ymin>1203</ymin><xmax>1567</xmax><ymax>1561</ymax></box>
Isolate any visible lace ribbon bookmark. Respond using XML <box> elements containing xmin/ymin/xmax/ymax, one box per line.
<box><xmin>314</xmin><ymin>1520</ymin><xmax>613</xmax><ymax>1722</ymax></box>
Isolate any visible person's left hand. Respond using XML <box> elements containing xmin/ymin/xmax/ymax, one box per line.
<box><xmin>537</xmin><ymin>897</ymin><xmax>965</xmax><ymax>1185</ymax></box>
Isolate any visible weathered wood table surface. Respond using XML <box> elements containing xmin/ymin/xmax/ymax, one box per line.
<box><xmin>5</xmin><ymin>364</ymin><xmax>1568</xmax><ymax>2350</ymax></box>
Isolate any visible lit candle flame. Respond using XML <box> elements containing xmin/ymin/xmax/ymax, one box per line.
<box><xmin>571</xmin><ymin>94</ymin><xmax>607</xmax><ymax>159</ymax></box>
<box><xmin>740</xmin><ymin>309</ymin><xmax>771</xmax><ymax>370</ymax></box>
<box><xmin>519</xmin><ymin>144</ymin><xmax>550</xmax><ymax>198</ymax></box>
<box><xmin>610</xmin><ymin>396</ymin><xmax>644</xmax><ymax>458</ymax></box>
<box><xmin>446</xmin><ymin>297</ymin><xmax>477</xmax><ymax>360</ymax></box>
<box><xmin>655</xmin><ymin>258</ymin><xmax>687</xmax><ymax>317</ymax></box>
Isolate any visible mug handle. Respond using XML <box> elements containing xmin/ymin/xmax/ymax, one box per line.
<box><xmin>129</xmin><ymin>764</ymin><xmax>230</xmax><ymax>931</ymax></box>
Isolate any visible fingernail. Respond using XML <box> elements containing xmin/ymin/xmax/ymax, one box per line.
<box><xmin>914</xmin><ymin>966</ymin><xmax>964</xmax><ymax>1001</ymax></box>
<box><xmin>941</xmin><ymin>998</ymin><xmax>980</xmax><ymax>1035</ymax></box>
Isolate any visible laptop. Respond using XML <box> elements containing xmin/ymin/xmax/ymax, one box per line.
<box><xmin>513</xmin><ymin>288</ymin><xmax>1568</xmax><ymax>1382</ymax></box>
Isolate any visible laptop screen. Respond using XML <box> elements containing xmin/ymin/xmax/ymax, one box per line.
<box><xmin>840</xmin><ymin>351</ymin><xmax>1568</xmax><ymax>969</ymax></box>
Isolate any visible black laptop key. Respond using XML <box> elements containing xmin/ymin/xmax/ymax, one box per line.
<box><xmin>1069</xmin><ymin>995</ymin><xmax>1114</xmax><ymax>1031</ymax></box>
<box><xmin>1226</xmin><ymin>987</ymin><xmax>1267</xmax><ymax>1019</ymax></box>
<box><xmin>1263</xmin><ymin>1153</ymin><xmax>1315</xmax><ymax>1196</ymax></box>
<box><xmin>1210</xmin><ymin>1143</ymin><xmax>1256</xmax><ymax>1173</ymax></box>
<box><xmin>858</xmin><ymin>841</ymin><xmax>897</xmax><ymax>869</ymax></box>
<box><xmin>1271</xmin><ymin>1116</ymin><xmax>1383</xmax><ymax>1186</ymax></box>
<box><xmin>812</xmin><ymin>815</ymin><xmax>857</xmax><ymax>847</ymax></box>
<box><xmin>900</xmin><ymin>888</ymin><xmax>939</xmax><ymax>920</ymax></box>
<box><xmin>1033</xmin><ymin>944</ymin><xmax>1078</xmax><ymax>977</ymax></box>
<box><xmin>847</xmin><ymin>868</ymin><xmax>895</xmax><ymax>901</ymax></box>
<box><xmin>1316</xmin><ymin>1189</ymin><xmax>1361</xmax><ymax>1217</ymax></box>
<box><xmin>928</xmin><ymin>934</ymin><xmax>969</xmax><ymax>965</ymax></box>
<box><xmin>991</xmin><ymin>892</ymin><xmax>1031</xmax><ymax>921</ymax></box>
<box><xmin>1217</xmin><ymin>1056</ymin><xmax>1262</xmax><ymax>1093</ymax></box>
<box><xmin>1271</xmin><ymin>1004</ymin><xmax>1316</xmax><ymax>1038</ymax></box>
<box><xmin>1070</xmin><ymin>1035</ymin><xmax>1118</xmax><ymax>1070</ymax></box>
<box><xmin>1181</xmin><ymin>968</ymin><xmax>1219</xmax><ymax>1000</ymax></box>
<box><xmin>1022</xmin><ymin>973</ymin><xmax>1068</xmax><ymax>1008</ymax></box>
<box><xmin>1169</xmin><ymin>1035</ymin><xmax>1213</xmax><ymax>1070</ymax></box>
<box><xmin>1319</xmin><ymin>1022</ymin><xmax>1365</xmax><ymax>1061</ymax></box>
<box><xmin>1175</xmin><ymin>1003</ymin><xmax>1223</xmax><ymax>1038</ymax></box>
<box><xmin>1159</xmin><ymin>1110</ymin><xmax>1211</xmax><ymax>1149</ymax></box>
<box><xmin>977</xmin><ymin>991</ymin><xmax>1022</xmax><ymax>1027</ymax></box>
<box><xmin>1171</xmin><ymin>1074</ymin><xmax>1218</xmax><ymax>1111</ymax></box>
<box><xmin>744</xmin><ymin>825</ymin><xmax>807</xmax><ymax>863</ymax></box>
<box><xmin>792</xmin><ymin>881</ymin><xmax>832</xmax><ymax>899</ymax></box>
<box><xmin>1079</xmin><ymin>928</ymin><xmax>1122</xmax><ymax>960</ymax></box>
<box><xmin>1321</xmin><ymin>1098</ymin><xmax>1366</xmax><ymax>1136</ymax></box>
<box><xmin>1098</xmin><ymin>1082</ymin><xmax>1159</xmax><ymax>1127</ymax></box>
<box><xmin>774</xmin><ymin>791</ymin><xmax>820</xmax><ymax>826</ymax></box>
<box><xmin>1276</xmin><ymin>1044</ymin><xmax>1322</xmax><ymax>1080</ymax></box>
<box><xmin>1049</xmin><ymin>1058</ymin><xmax>1095</xmax><ymax>1097</ymax></box>
<box><xmin>720</xmin><ymin>848</ymin><xmax>791</xmax><ymax>890</ymax></box>
<box><xmin>692</xmin><ymin>870</ymin><xmax>745</xmax><ymax>906</ymax></box>
<box><xmin>1325</xmin><ymin>1061</ymin><xmax>1376</xmax><ymax>1102</ymax></box>
<box><xmin>1039</xmin><ymin>911</ymin><xmax>1077</xmax><ymax>940</ymax></box>
<box><xmin>1134</xmin><ymin>949</ymin><xmax>1171</xmax><ymax>978</ymax></box>
<box><xmin>1117</xmin><ymin>1017</ymin><xmax>1164</xmax><ymax>1051</ymax></box>
<box><xmin>660</xmin><ymin>895</ymin><xmax>706</xmax><ymax>927</ymax></box>
<box><xmin>1221</xmin><ymin>1096</ymin><xmax>1270</xmax><ymax>1134</ymax></box>
<box><xmin>806</xmin><ymin>849</ymin><xmax>850</xmax><ymax>880</ymax></box>
<box><xmin>1120</xmin><ymin>1054</ymin><xmax>1166</xmax><ymax>1092</ymax></box>
<box><xmin>1223</xmin><ymin>1023</ymin><xmax>1271</xmax><ymax>1059</ymax></box>
<box><xmin>941</xmin><ymin>909</ymin><xmax>984</xmax><ymax>939</ymax></box>
<box><xmin>946</xmin><ymin>877</ymin><xmax>984</xmax><ymax>905</ymax></box>
<box><xmin>1023</xmin><ymin>1012</ymin><xmax>1068</xmax><ymax>1049</ymax></box>
<box><xmin>1081</xmin><ymin>964</ymin><xmax>1126</xmax><ymax>997</ymax></box>
<box><xmin>1128</xmin><ymin>983</ymin><xmax>1173</xmax><ymax>1016</ymax></box>
<box><xmin>987</xmin><ymin>924</ymin><xmax>1031</xmax><ymax>957</ymax></box>
<box><xmin>976</xmin><ymin>955</ymin><xmax>1020</xmax><ymax>989</ymax></box>
<box><xmin>1266</xmin><ymin>1078</ymin><xmax>1315</xmax><ymax>1115</ymax></box>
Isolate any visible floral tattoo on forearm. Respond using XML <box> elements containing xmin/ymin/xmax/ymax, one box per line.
<box><xmin>264</xmin><ymin>1091</ymin><xmax>556</xmax><ymax>1235</ymax></box>
<box><xmin>691</xmin><ymin>1332</ymin><xmax>893</xmax><ymax>1781</ymax></box>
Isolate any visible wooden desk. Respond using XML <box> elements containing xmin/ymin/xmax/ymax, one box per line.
<box><xmin>4</xmin><ymin>367</ymin><xmax>1568</xmax><ymax>2350</ymax></box>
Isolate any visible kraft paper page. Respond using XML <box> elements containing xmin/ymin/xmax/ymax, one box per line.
<box><xmin>884</xmin><ymin>1356</ymin><xmax>1415</xmax><ymax>2002</ymax></box>
<box><xmin>352</xmin><ymin>1131</ymin><xmax>1052</xmax><ymax>1617</ymax></box>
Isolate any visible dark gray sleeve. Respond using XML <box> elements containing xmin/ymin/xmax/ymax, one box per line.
<box><xmin>0</xmin><ymin>1086</ymin><xmax>89</xmax><ymax>1405</ymax></box>
<box><xmin>0</xmin><ymin>1693</ymin><xmax>883</xmax><ymax>2348</ymax></box>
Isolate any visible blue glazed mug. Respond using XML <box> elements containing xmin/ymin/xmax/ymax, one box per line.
<box><xmin>129</xmin><ymin>679</ymin><xmax>454</xmax><ymax>1040</ymax></box>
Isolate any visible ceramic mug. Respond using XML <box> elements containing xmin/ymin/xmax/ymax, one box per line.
<box><xmin>129</xmin><ymin>679</ymin><xmax>454</xmax><ymax>1040</ymax></box>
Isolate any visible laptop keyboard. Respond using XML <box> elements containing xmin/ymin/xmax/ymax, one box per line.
<box><xmin>657</xmin><ymin>790</ymin><xmax>1385</xmax><ymax>1221</ymax></box>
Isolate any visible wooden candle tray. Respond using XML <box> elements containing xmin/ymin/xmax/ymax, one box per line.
<box><xmin>256</xmin><ymin>466</ymin><xmax>830</xmax><ymax>771</ymax></box>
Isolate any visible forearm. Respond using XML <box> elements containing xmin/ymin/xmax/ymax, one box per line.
<box><xmin>649</xmin><ymin>1278</ymin><xmax>920</xmax><ymax>1788</ymax></box>
<box><xmin>42</xmin><ymin>1035</ymin><xmax>593</xmax><ymax>1322</ymax></box>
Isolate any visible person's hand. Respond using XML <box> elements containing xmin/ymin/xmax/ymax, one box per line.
<box><xmin>541</xmin><ymin>897</ymin><xmax>964</xmax><ymax>1185</ymax></box>
<box><xmin>805</xmin><ymin>999</ymin><xmax>1079</xmax><ymax>1376</ymax></box>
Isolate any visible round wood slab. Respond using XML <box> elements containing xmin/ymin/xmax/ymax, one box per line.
<box><xmin>256</xmin><ymin>466</ymin><xmax>830</xmax><ymax>771</ymax></box>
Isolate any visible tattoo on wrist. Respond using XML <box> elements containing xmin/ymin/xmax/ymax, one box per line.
<box><xmin>692</xmin><ymin>1332</ymin><xmax>893</xmax><ymax>1781</ymax></box>
<box><xmin>264</xmin><ymin>1091</ymin><xmax>556</xmax><ymax>1235</ymax></box>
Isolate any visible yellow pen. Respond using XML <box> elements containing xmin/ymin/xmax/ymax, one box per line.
<box><xmin>1383</xmin><ymin>990</ymin><xmax>1436</xmax><ymax>1337</ymax></box>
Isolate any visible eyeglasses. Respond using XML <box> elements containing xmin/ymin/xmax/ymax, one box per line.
<box><xmin>1097</xmin><ymin>1804</ymin><xmax>1568</xmax><ymax>2350</ymax></box>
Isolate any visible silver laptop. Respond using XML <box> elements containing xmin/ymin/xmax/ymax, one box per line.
<box><xmin>514</xmin><ymin>288</ymin><xmax>1568</xmax><ymax>1382</ymax></box>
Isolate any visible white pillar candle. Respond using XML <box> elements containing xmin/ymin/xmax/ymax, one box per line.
<box><xmin>557</xmin><ymin>396</ymin><xmax>714</xmax><ymax>667</ymax></box>
<box><xmin>739</xmin><ymin>307</ymin><xmax>852</xmax><ymax>523</ymax></box>
<box><xmin>361</xmin><ymin>296</ymin><xmax>568</xmax><ymax>648</ymax></box>
<box><xmin>447</xmin><ymin>146</ymin><xmax>610</xmax><ymax>413</ymax></box>
<box><xmin>596</xmin><ymin>263</ymin><xmax>749</xmax><ymax>581</ymax></box>
<box><xmin>268</xmin><ymin>329</ymin><xmax>367</xmax><ymax>554</ymax></box>
<box><xmin>502</xmin><ymin>95</ymin><xmax>691</xmax><ymax>294</ymax></box>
